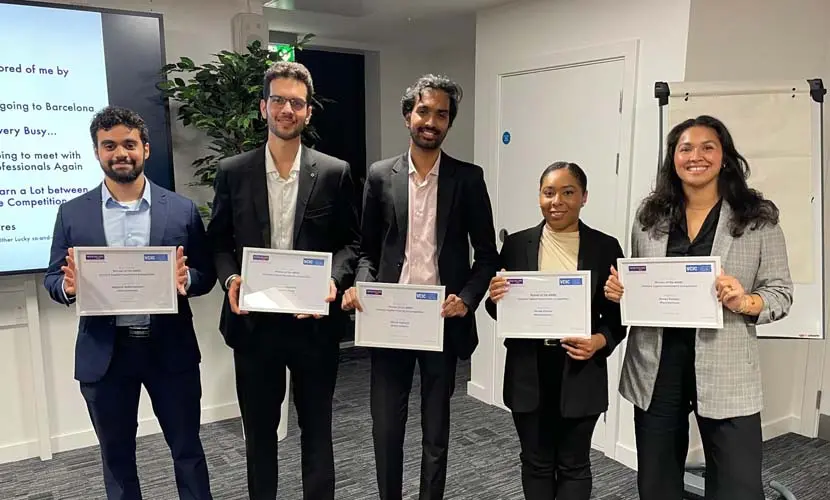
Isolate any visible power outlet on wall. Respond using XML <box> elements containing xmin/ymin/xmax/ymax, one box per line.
<box><xmin>0</xmin><ymin>290</ymin><xmax>27</xmax><ymax>328</ymax></box>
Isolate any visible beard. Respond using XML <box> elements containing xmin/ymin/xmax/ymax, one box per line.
<box><xmin>268</xmin><ymin>113</ymin><xmax>305</xmax><ymax>141</ymax></box>
<box><xmin>102</xmin><ymin>158</ymin><xmax>144</xmax><ymax>184</ymax></box>
<box><xmin>410</xmin><ymin>126</ymin><xmax>445</xmax><ymax>150</ymax></box>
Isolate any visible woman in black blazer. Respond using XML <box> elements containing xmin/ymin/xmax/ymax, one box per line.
<box><xmin>485</xmin><ymin>161</ymin><xmax>626</xmax><ymax>500</ymax></box>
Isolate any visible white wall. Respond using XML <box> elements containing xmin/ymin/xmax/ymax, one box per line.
<box><xmin>0</xmin><ymin>0</ymin><xmax>258</xmax><ymax>464</ymax></box>
<box><xmin>472</xmin><ymin>0</ymin><xmax>692</xmax><ymax>469</ymax></box>
<box><xmin>0</xmin><ymin>279</ymin><xmax>38</xmax><ymax>463</ymax></box>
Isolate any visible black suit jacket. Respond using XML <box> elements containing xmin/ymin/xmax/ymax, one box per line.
<box><xmin>356</xmin><ymin>152</ymin><xmax>499</xmax><ymax>360</ymax></box>
<box><xmin>485</xmin><ymin>220</ymin><xmax>626</xmax><ymax>417</ymax></box>
<box><xmin>207</xmin><ymin>144</ymin><xmax>360</xmax><ymax>350</ymax></box>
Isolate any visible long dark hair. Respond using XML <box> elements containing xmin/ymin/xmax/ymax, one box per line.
<box><xmin>637</xmin><ymin>115</ymin><xmax>779</xmax><ymax>237</ymax></box>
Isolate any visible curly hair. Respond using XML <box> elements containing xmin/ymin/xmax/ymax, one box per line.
<box><xmin>637</xmin><ymin>115</ymin><xmax>779</xmax><ymax>237</ymax></box>
<box><xmin>89</xmin><ymin>106</ymin><xmax>150</xmax><ymax>147</ymax></box>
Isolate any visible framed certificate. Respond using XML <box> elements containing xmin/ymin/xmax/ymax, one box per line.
<box><xmin>74</xmin><ymin>246</ymin><xmax>178</xmax><ymax>317</ymax></box>
<box><xmin>496</xmin><ymin>271</ymin><xmax>592</xmax><ymax>339</ymax></box>
<box><xmin>618</xmin><ymin>256</ymin><xmax>723</xmax><ymax>329</ymax></box>
<box><xmin>239</xmin><ymin>247</ymin><xmax>333</xmax><ymax>315</ymax></box>
<box><xmin>354</xmin><ymin>282</ymin><xmax>445</xmax><ymax>351</ymax></box>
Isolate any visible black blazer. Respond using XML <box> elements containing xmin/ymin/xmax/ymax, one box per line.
<box><xmin>207</xmin><ymin>144</ymin><xmax>360</xmax><ymax>350</ymax></box>
<box><xmin>355</xmin><ymin>152</ymin><xmax>499</xmax><ymax>360</ymax></box>
<box><xmin>485</xmin><ymin>220</ymin><xmax>625</xmax><ymax>417</ymax></box>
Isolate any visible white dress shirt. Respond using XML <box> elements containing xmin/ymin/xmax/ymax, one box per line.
<box><xmin>265</xmin><ymin>144</ymin><xmax>302</xmax><ymax>250</ymax></box>
<box><xmin>223</xmin><ymin>146</ymin><xmax>302</xmax><ymax>290</ymax></box>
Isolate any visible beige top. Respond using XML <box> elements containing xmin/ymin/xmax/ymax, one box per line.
<box><xmin>538</xmin><ymin>224</ymin><xmax>579</xmax><ymax>272</ymax></box>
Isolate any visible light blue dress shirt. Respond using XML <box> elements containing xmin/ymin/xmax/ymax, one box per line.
<box><xmin>60</xmin><ymin>182</ymin><xmax>190</xmax><ymax>326</ymax></box>
<box><xmin>101</xmin><ymin>182</ymin><xmax>153</xmax><ymax>327</ymax></box>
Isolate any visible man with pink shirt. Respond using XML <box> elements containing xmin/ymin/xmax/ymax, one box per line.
<box><xmin>342</xmin><ymin>74</ymin><xmax>498</xmax><ymax>500</ymax></box>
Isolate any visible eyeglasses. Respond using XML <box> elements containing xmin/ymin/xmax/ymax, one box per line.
<box><xmin>268</xmin><ymin>95</ymin><xmax>307</xmax><ymax>111</ymax></box>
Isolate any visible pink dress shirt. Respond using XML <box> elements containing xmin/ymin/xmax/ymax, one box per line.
<box><xmin>399</xmin><ymin>150</ymin><xmax>440</xmax><ymax>286</ymax></box>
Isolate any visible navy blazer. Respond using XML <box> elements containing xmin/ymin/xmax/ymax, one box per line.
<box><xmin>43</xmin><ymin>181</ymin><xmax>216</xmax><ymax>383</ymax></box>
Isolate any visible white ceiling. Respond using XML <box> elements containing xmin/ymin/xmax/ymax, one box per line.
<box><xmin>262</xmin><ymin>0</ymin><xmax>518</xmax><ymax>48</ymax></box>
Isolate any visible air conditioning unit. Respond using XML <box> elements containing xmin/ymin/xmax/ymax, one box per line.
<box><xmin>231</xmin><ymin>13</ymin><xmax>268</xmax><ymax>53</ymax></box>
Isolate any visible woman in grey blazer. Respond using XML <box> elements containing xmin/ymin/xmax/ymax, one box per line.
<box><xmin>604</xmin><ymin>115</ymin><xmax>793</xmax><ymax>500</ymax></box>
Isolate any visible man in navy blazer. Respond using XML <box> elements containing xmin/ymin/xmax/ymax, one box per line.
<box><xmin>43</xmin><ymin>106</ymin><xmax>215</xmax><ymax>500</ymax></box>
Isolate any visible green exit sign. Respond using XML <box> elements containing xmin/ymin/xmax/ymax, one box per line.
<box><xmin>268</xmin><ymin>43</ymin><xmax>295</xmax><ymax>61</ymax></box>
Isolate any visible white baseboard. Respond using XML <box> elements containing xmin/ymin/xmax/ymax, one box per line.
<box><xmin>51</xmin><ymin>402</ymin><xmax>240</xmax><ymax>455</ymax></box>
<box><xmin>0</xmin><ymin>439</ymin><xmax>40</xmax><ymax>465</ymax></box>
<box><xmin>612</xmin><ymin>414</ymin><xmax>801</xmax><ymax>471</ymax></box>
<box><xmin>614</xmin><ymin>442</ymin><xmax>638</xmax><ymax>470</ymax></box>
<box><xmin>466</xmin><ymin>380</ymin><xmax>490</xmax><ymax>404</ymax></box>
<box><xmin>762</xmin><ymin>415</ymin><xmax>800</xmax><ymax>440</ymax></box>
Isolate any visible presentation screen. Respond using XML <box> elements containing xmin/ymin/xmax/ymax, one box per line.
<box><xmin>0</xmin><ymin>0</ymin><xmax>174</xmax><ymax>276</ymax></box>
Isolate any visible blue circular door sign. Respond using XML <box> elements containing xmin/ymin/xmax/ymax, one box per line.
<box><xmin>502</xmin><ymin>131</ymin><xmax>511</xmax><ymax>144</ymax></box>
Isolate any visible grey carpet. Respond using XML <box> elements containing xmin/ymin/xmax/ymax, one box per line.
<box><xmin>1</xmin><ymin>346</ymin><xmax>826</xmax><ymax>499</ymax></box>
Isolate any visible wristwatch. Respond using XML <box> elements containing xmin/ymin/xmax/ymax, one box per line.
<box><xmin>224</xmin><ymin>274</ymin><xmax>240</xmax><ymax>290</ymax></box>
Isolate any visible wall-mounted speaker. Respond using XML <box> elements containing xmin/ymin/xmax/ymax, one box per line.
<box><xmin>231</xmin><ymin>13</ymin><xmax>267</xmax><ymax>53</ymax></box>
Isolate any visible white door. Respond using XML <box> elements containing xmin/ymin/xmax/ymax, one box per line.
<box><xmin>493</xmin><ymin>57</ymin><xmax>626</xmax><ymax>451</ymax></box>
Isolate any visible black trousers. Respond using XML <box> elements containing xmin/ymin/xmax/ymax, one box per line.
<box><xmin>233</xmin><ymin>316</ymin><xmax>340</xmax><ymax>500</ymax></box>
<box><xmin>370</xmin><ymin>347</ymin><xmax>458</xmax><ymax>500</ymax></box>
<box><xmin>80</xmin><ymin>333</ymin><xmax>211</xmax><ymax>500</ymax></box>
<box><xmin>511</xmin><ymin>345</ymin><xmax>599</xmax><ymax>500</ymax></box>
<box><xmin>634</xmin><ymin>329</ymin><xmax>764</xmax><ymax>500</ymax></box>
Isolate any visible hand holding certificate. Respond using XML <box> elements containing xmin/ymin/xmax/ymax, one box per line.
<box><xmin>494</xmin><ymin>271</ymin><xmax>592</xmax><ymax>339</ymax></box>
<box><xmin>74</xmin><ymin>246</ymin><xmax>178</xmax><ymax>316</ymax></box>
<box><xmin>617</xmin><ymin>256</ymin><xmax>723</xmax><ymax>329</ymax></box>
<box><xmin>238</xmin><ymin>248</ymin><xmax>333</xmax><ymax>316</ymax></box>
<box><xmin>354</xmin><ymin>282</ymin><xmax>445</xmax><ymax>351</ymax></box>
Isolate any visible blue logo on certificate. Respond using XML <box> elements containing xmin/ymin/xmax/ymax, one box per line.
<box><xmin>365</xmin><ymin>289</ymin><xmax>382</xmax><ymax>296</ymax></box>
<box><xmin>252</xmin><ymin>254</ymin><xmax>269</xmax><ymax>262</ymax></box>
<box><xmin>416</xmin><ymin>292</ymin><xmax>439</xmax><ymax>300</ymax></box>
<box><xmin>559</xmin><ymin>277</ymin><xmax>583</xmax><ymax>286</ymax></box>
<box><xmin>143</xmin><ymin>254</ymin><xmax>168</xmax><ymax>262</ymax></box>
<box><xmin>628</xmin><ymin>265</ymin><xmax>647</xmax><ymax>272</ymax></box>
<box><xmin>303</xmin><ymin>258</ymin><xmax>325</xmax><ymax>266</ymax></box>
<box><xmin>85</xmin><ymin>254</ymin><xmax>105</xmax><ymax>261</ymax></box>
<box><xmin>685</xmin><ymin>264</ymin><xmax>712</xmax><ymax>273</ymax></box>
<box><xmin>506</xmin><ymin>278</ymin><xmax>524</xmax><ymax>284</ymax></box>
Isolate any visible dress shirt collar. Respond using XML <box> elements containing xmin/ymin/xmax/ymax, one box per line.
<box><xmin>407</xmin><ymin>148</ymin><xmax>441</xmax><ymax>178</ymax></box>
<box><xmin>265</xmin><ymin>143</ymin><xmax>302</xmax><ymax>178</ymax></box>
<box><xmin>101</xmin><ymin>179</ymin><xmax>151</xmax><ymax>209</ymax></box>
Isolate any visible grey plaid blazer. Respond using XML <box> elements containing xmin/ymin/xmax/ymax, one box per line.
<box><xmin>619</xmin><ymin>201</ymin><xmax>793</xmax><ymax>419</ymax></box>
